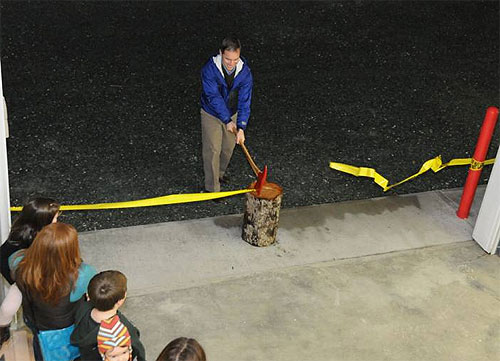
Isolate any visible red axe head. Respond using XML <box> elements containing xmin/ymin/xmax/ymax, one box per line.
<box><xmin>255</xmin><ymin>165</ymin><xmax>268</xmax><ymax>195</ymax></box>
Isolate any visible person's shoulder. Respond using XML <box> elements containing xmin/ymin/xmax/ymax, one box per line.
<box><xmin>117</xmin><ymin>310</ymin><xmax>145</xmax><ymax>359</ymax></box>
<box><xmin>1</xmin><ymin>241</ymin><xmax>20</xmax><ymax>259</ymax></box>
<box><xmin>79</xmin><ymin>262</ymin><xmax>97</xmax><ymax>277</ymax></box>
<box><xmin>71</xmin><ymin>301</ymin><xmax>99</xmax><ymax>346</ymax></box>
<box><xmin>241</xmin><ymin>56</ymin><xmax>252</xmax><ymax>70</ymax></box>
<box><xmin>72</xmin><ymin>299</ymin><xmax>94</xmax><ymax>332</ymax></box>
<box><xmin>70</xmin><ymin>263</ymin><xmax>97</xmax><ymax>302</ymax></box>
<box><xmin>239</xmin><ymin>63</ymin><xmax>252</xmax><ymax>84</ymax></box>
<box><xmin>75</xmin><ymin>262</ymin><xmax>97</xmax><ymax>288</ymax></box>
<box><xmin>8</xmin><ymin>249</ymin><xmax>25</xmax><ymax>271</ymax></box>
<box><xmin>238</xmin><ymin>58</ymin><xmax>252</xmax><ymax>79</ymax></box>
<box><xmin>117</xmin><ymin>310</ymin><xmax>140</xmax><ymax>333</ymax></box>
<box><xmin>117</xmin><ymin>310</ymin><xmax>133</xmax><ymax>325</ymax></box>
<box><xmin>75</xmin><ymin>299</ymin><xmax>93</xmax><ymax>319</ymax></box>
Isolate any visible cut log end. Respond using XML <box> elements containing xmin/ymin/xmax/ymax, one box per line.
<box><xmin>248</xmin><ymin>181</ymin><xmax>283</xmax><ymax>200</ymax></box>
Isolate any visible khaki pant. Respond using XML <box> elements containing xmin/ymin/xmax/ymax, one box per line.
<box><xmin>201</xmin><ymin>108</ymin><xmax>237</xmax><ymax>192</ymax></box>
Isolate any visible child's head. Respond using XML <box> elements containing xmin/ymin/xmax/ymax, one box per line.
<box><xmin>156</xmin><ymin>337</ymin><xmax>206</xmax><ymax>361</ymax></box>
<box><xmin>98</xmin><ymin>315</ymin><xmax>132</xmax><ymax>361</ymax></box>
<box><xmin>88</xmin><ymin>270</ymin><xmax>127</xmax><ymax>311</ymax></box>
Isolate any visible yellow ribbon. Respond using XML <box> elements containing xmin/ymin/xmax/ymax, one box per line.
<box><xmin>10</xmin><ymin>189</ymin><xmax>254</xmax><ymax>212</ymax></box>
<box><xmin>470</xmin><ymin>158</ymin><xmax>485</xmax><ymax>170</ymax></box>
<box><xmin>329</xmin><ymin>156</ymin><xmax>495</xmax><ymax>192</ymax></box>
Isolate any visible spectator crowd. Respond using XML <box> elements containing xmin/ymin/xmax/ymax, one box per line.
<box><xmin>0</xmin><ymin>197</ymin><xmax>205</xmax><ymax>361</ymax></box>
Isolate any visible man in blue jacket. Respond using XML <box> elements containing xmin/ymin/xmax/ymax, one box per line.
<box><xmin>200</xmin><ymin>36</ymin><xmax>253</xmax><ymax>193</ymax></box>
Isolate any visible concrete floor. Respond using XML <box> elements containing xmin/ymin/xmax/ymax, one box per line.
<box><xmin>79</xmin><ymin>186</ymin><xmax>500</xmax><ymax>361</ymax></box>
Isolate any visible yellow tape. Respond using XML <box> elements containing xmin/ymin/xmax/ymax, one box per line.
<box><xmin>10</xmin><ymin>189</ymin><xmax>254</xmax><ymax>212</ymax></box>
<box><xmin>330</xmin><ymin>156</ymin><xmax>495</xmax><ymax>192</ymax></box>
<box><xmin>470</xmin><ymin>158</ymin><xmax>484</xmax><ymax>170</ymax></box>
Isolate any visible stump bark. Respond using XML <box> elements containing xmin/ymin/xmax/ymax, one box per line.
<box><xmin>242</xmin><ymin>182</ymin><xmax>283</xmax><ymax>247</ymax></box>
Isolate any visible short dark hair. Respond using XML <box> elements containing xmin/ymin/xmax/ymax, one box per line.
<box><xmin>156</xmin><ymin>337</ymin><xmax>206</xmax><ymax>361</ymax></box>
<box><xmin>88</xmin><ymin>270</ymin><xmax>127</xmax><ymax>311</ymax></box>
<box><xmin>220</xmin><ymin>36</ymin><xmax>241</xmax><ymax>53</ymax></box>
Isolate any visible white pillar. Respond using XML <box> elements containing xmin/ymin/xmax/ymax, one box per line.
<box><xmin>0</xmin><ymin>60</ymin><xmax>11</xmax><ymax>244</ymax></box>
<box><xmin>473</xmin><ymin>145</ymin><xmax>500</xmax><ymax>254</ymax></box>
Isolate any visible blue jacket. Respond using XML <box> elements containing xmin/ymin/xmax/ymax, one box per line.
<box><xmin>200</xmin><ymin>54</ymin><xmax>253</xmax><ymax>130</ymax></box>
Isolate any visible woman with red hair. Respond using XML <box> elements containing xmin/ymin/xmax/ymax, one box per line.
<box><xmin>7</xmin><ymin>223</ymin><xmax>96</xmax><ymax>360</ymax></box>
<box><xmin>0</xmin><ymin>197</ymin><xmax>60</xmax><ymax>347</ymax></box>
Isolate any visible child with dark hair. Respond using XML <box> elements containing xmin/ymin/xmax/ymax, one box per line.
<box><xmin>71</xmin><ymin>270</ymin><xmax>146</xmax><ymax>361</ymax></box>
<box><xmin>156</xmin><ymin>337</ymin><xmax>206</xmax><ymax>361</ymax></box>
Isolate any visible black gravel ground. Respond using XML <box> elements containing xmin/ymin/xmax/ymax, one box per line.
<box><xmin>1</xmin><ymin>1</ymin><xmax>499</xmax><ymax>232</ymax></box>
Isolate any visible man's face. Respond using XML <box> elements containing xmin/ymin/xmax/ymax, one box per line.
<box><xmin>221</xmin><ymin>49</ymin><xmax>241</xmax><ymax>71</ymax></box>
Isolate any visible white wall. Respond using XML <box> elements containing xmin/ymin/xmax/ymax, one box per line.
<box><xmin>0</xmin><ymin>61</ymin><xmax>12</xmax><ymax>244</ymax></box>
<box><xmin>473</xmin><ymin>145</ymin><xmax>500</xmax><ymax>254</ymax></box>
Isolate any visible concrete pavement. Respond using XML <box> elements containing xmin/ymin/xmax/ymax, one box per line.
<box><xmin>79</xmin><ymin>186</ymin><xmax>500</xmax><ymax>361</ymax></box>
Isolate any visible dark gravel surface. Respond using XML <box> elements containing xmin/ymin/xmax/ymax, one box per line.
<box><xmin>1</xmin><ymin>1</ymin><xmax>499</xmax><ymax>232</ymax></box>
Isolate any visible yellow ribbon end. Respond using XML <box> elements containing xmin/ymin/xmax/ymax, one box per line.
<box><xmin>330</xmin><ymin>156</ymin><xmax>495</xmax><ymax>191</ymax></box>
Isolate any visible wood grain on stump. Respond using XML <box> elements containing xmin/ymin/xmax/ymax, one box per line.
<box><xmin>242</xmin><ymin>182</ymin><xmax>283</xmax><ymax>247</ymax></box>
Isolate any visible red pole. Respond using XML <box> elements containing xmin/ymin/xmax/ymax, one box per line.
<box><xmin>457</xmin><ymin>106</ymin><xmax>499</xmax><ymax>219</ymax></box>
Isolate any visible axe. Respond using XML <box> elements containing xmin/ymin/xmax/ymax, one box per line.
<box><xmin>232</xmin><ymin>129</ymin><xmax>268</xmax><ymax>195</ymax></box>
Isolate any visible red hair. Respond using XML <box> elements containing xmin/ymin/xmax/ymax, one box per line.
<box><xmin>16</xmin><ymin>223</ymin><xmax>81</xmax><ymax>305</ymax></box>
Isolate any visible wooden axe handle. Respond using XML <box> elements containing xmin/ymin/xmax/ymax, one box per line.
<box><xmin>230</xmin><ymin>127</ymin><xmax>261</xmax><ymax>176</ymax></box>
<box><xmin>240</xmin><ymin>142</ymin><xmax>261</xmax><ymax>176</ymax></box>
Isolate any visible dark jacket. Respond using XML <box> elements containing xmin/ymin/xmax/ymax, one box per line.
<box><xmin>16</xmin><ymin>262</ymin><xmax>96</xmax><ymax>331</ymax></box>
<box><xmin>0</xmin><ymin>241</ymin><xmax>22</xmax><ymax>284</ymax></box>
<box><xmin>70</xmin><ymin>300</ymin><xmax>146</xmax><ymax>361</ymax></box>
<box><xmin>200</xmin><ymin>53</ymin><xmax>253</xmax><ymax>129</ymax></box>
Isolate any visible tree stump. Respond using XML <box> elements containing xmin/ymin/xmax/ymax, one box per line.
<box><xmin>242</xmin><ymin>181</ymin><xmax>283</xmax><ymax>247</ymax></box>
